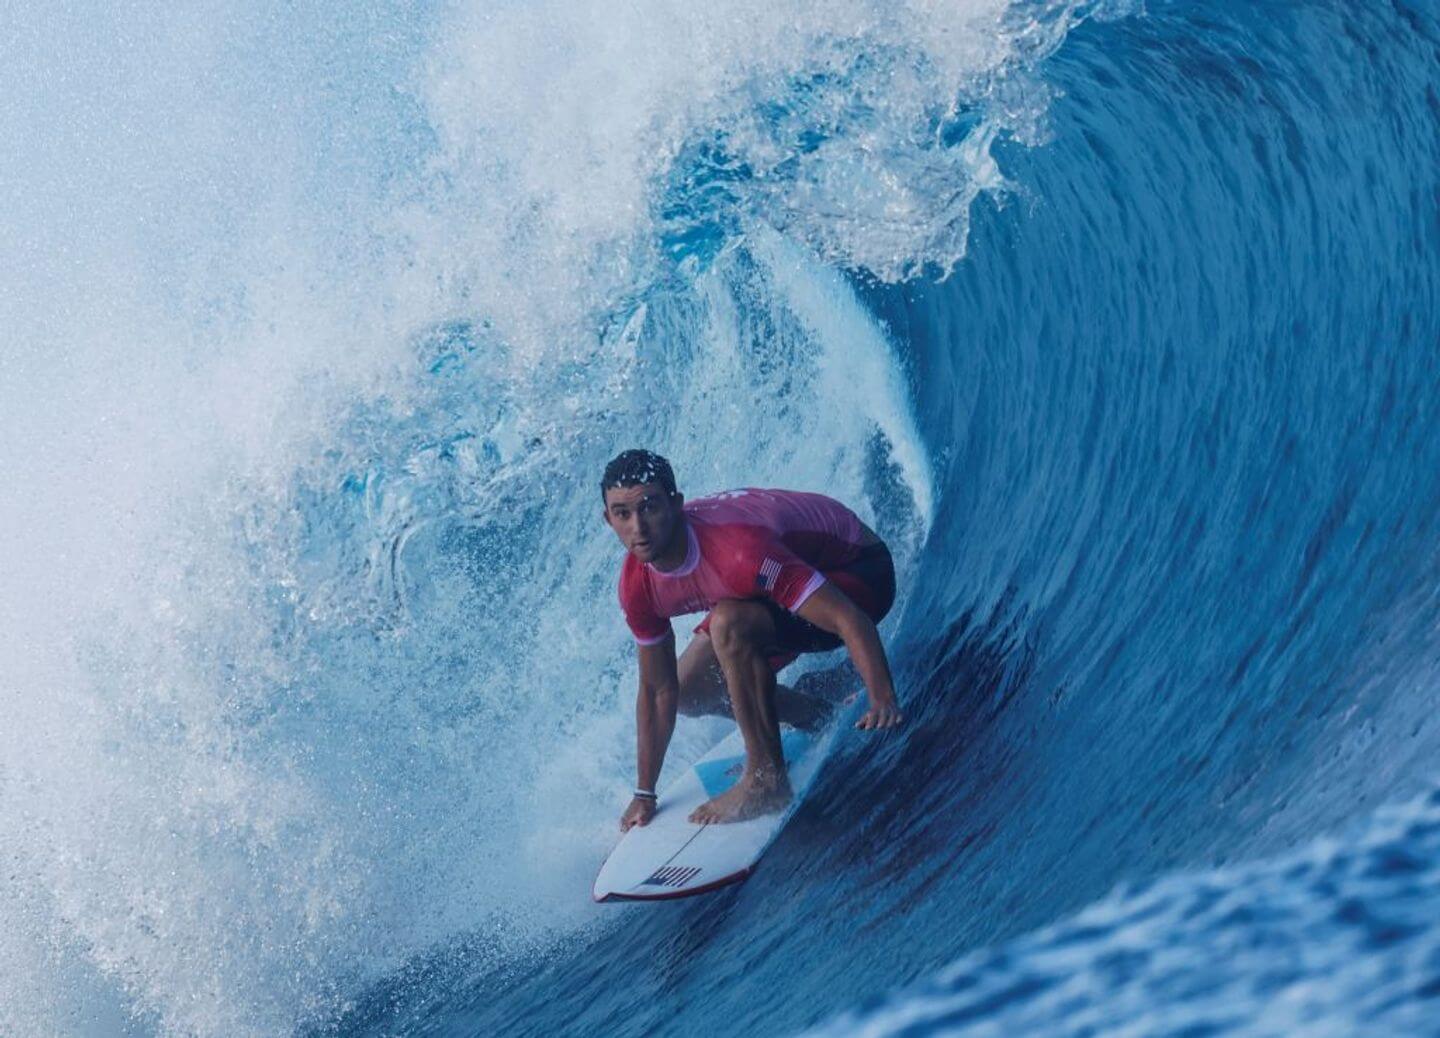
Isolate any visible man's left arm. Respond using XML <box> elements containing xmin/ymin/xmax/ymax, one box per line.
<box><xmin>795</xmin><ymin>583</ymin><xmax>904</xmax><ymax>730</ymax></box>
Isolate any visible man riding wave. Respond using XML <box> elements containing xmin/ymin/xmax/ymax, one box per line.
<box><xmin>602</xmin><ymin>449</ymin><xmax>904</xmax><ymax>830</ymax></box>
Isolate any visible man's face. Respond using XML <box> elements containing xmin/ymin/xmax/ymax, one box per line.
<box><xmin>603</xmin><ymin>482</ymin><xmax>684</xmax><ymax>563</ymax></box>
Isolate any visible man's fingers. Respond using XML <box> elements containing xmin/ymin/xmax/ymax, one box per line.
<box><xmin>855</xmin><ymin>706</ymin><xmax>905</xmax><ymax>730</ymax></box>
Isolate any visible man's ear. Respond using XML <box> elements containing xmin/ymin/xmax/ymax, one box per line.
<box><xmin>673</xmin><ymin>493</ymin><xmax>684</xmax><ymax>509</ymax></box>
<box><xmin>601</xmin><ymin>507</ymin><xmax>613</xmax><ymax>528</ymax></box>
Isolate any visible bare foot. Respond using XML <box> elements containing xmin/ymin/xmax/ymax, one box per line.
<box><xmin>689</xmin><ymin>771</ymin><xmax>792</xmax><ymax>824</ymax></box>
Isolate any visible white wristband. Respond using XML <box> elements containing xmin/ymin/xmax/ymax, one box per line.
<box><xmin>633</xmin><ymin>788</ymin><xmax>657</xmax><ymax>801</ymax></box>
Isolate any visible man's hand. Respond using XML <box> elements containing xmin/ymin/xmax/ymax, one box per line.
<box><xmin>856</xmin><ymin>694</ymin><xmax>904</xmax><ymax>730</ymax></box>
<box><xmin>796</xmin><ymin>583</ymin><xmax>904</xmax><ymax>733</ymax></box>
<box><xmin>620</xmin><ymin>796</ymin><xmax>657</xmax><ymax>831</ymax></box>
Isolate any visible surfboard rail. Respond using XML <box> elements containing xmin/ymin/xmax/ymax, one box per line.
<box><xmin>593</xmin><ymin>865</ymin><xmax>754</xmax><ymax>903</ymax></box>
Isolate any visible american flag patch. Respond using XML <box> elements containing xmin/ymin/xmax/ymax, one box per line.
<box><xmin>757</xmin><ymin>557</ymin><xmax>782</xmax><ymax>590</ymax></box>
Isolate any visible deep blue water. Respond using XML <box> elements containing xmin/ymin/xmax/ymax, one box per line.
<box><xmin>4</xmin><ymin>1</ymin><xmax>1440</xmax><ymax>1036</ymax></box>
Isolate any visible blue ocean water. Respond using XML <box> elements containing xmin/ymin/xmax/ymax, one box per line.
<box><xmin>3</xmin><ymin>1</ymin><xmax>1440</xmax><ymax>1036</ymax></box>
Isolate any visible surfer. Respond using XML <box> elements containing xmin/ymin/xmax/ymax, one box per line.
<box><xmin>603</xmin><ymin>449</ymin><xmax>903</xmax><ymax>830</ymax></box>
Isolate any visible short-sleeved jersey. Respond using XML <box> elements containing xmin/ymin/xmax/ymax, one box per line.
<box><xmin>617</xmin><ymin>488</ymin><xmax>872</xmax><ymax>645</ymax></box>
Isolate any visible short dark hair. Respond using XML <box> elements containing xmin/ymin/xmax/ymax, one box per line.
<box><xmin>601</xmin><ymin>449</ymin><xmax>678</xmax><ymax>501</ymax></box>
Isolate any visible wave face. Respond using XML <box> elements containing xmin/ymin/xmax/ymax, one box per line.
<box><xmin>3</xmin><ymin>1</ymin><xmax>1440</xmax><ymax>1036</ymax></box>
<box><xmin>805</xmin><ymin>788</ymin><xmax>1440</xmax><ymax>1037</ymax></box>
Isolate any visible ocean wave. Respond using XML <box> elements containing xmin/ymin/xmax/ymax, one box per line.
<box><xmin>4</xmin><ymin>1</ymin><xmax>1439</xmax><ymax>1035</ymax></box>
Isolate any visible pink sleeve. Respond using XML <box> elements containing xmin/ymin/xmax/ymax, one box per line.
<box><xmin>619</xmin><ymin>566</ymin><xmax>672</xmax><ymax>645</ymax></box>
<box><xmin>730</xmin><ymin>529</ymin><xmax>826</xmax><ymax>613</ymax></box>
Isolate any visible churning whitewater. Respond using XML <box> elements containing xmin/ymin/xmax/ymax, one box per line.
<box><xmin>3</xmin><ymin>1</ymin><xmax>1439</xmax><ymax>1036</ymax></box>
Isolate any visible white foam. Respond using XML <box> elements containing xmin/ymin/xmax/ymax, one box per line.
<box><xmin>404</xmin><ymin>0</ymin><xmax>1060</xmax><ymax>354</ymax></box>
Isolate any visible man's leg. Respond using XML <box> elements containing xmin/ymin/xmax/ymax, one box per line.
<box><xmin>689</xmin><ymin>600</ymin><xmax>794</xmax><ymax>825</ymax></box>
<box><xmin>678</xmin><ymin>631</ymin><xmax>832</xmax><ymax>729</ymax></box>
<box><xmin>676</xmin><ymin>634</ymin><xmax>729</xmax><ymax>718</ymax></box>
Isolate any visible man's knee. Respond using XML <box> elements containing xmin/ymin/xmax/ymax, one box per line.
<box><xmin>708</xmin><ymin>599</ymin><xmax>768</xmax><ymax>656</ymax></box>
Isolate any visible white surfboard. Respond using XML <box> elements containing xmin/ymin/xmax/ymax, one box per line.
<box><xmin>593</xmin><ymin>718</ymin><xmax>844</xmax><ymax>902</ymax></box>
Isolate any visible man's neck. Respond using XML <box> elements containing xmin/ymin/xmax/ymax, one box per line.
<box><xmin>648</xmin><ymin>517</ymin><xmax>690</xmax><ymax>573</ymax></box>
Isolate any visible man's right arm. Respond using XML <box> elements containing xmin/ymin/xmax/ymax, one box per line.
<box><xmin>621</xmin><ymin>634</ymin><xmax>680</xmax><ymax>831</ymax></box>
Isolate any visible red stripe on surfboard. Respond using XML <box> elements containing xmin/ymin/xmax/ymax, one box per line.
<box><xmin>593</xmin><ymin>865</ymin><xmax>754</xmax><ymax>903</ymax></box>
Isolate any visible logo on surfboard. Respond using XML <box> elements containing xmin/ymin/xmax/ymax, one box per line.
<box><xmin>642</xmin><ymin>865</ymin><xmax>702</xmax><ymax>888</ymax></box>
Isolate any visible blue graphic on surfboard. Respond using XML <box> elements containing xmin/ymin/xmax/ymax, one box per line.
<box><xmin>593</xmin><ymin>714</ymin><xmax>847</xmax><ymax>902</ymax></box>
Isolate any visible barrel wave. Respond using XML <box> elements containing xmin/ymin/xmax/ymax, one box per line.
<box><xmin>3</xmin><ymin>1</ymin><xmax>1439</xmax><ymax>1036</ymax></box>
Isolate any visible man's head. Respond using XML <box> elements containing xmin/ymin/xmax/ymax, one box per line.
<box><xmin>601</xmin><ymin>449</ymin><xmax>685</xmax><ymax>566</ymax></box>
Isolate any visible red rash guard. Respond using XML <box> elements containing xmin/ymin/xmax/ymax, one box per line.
<box><xmin>617</xmin><ymin>488</ymin><xmax>876</xmax><ymax>646</ymax></box>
